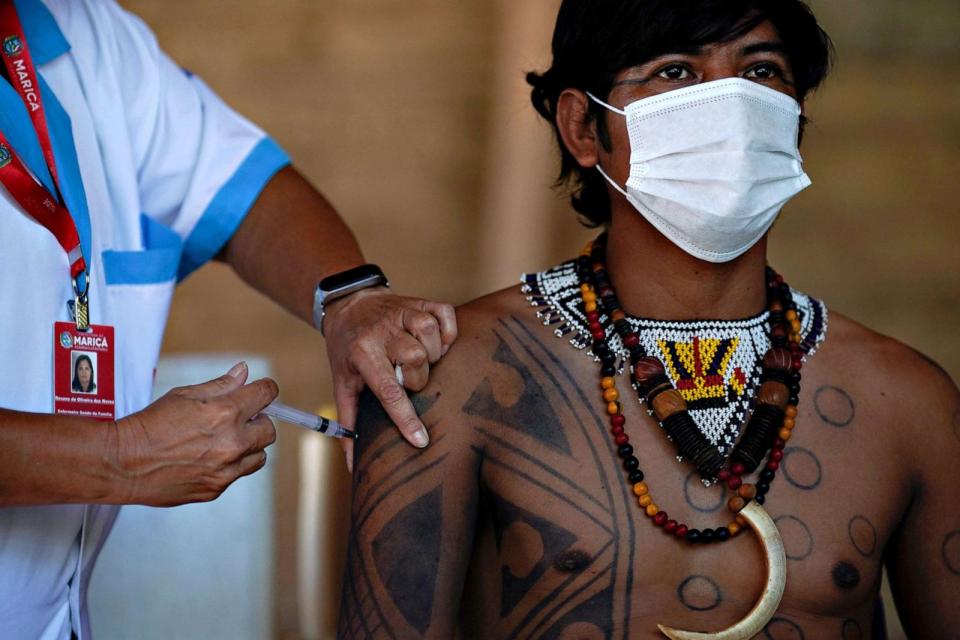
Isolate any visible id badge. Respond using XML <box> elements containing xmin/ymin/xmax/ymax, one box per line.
<box><xmin>53</xmin><ymin>322</ymin><xmax>116</xmax><ymax>421</ymax></box>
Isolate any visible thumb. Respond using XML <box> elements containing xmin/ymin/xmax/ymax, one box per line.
<box><xmin>183</xmin><ymin>361</ymin><xmax>249</xmax><ymax>400</ymax></box>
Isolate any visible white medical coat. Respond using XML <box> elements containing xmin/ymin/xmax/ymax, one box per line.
<box><xmin>0</xmin><ymin>1</ymin><xmax>290</xmax><ymax>638</ymax></box>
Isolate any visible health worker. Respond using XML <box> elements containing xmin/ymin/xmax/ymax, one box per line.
<box><xmin>0</xmin><ymin>1</ymin><xmax>456</xmax><ymax>639</ymax></box>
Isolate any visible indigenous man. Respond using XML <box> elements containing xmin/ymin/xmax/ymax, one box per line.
<box><xmin>339</xmin><ymin>1</ymin><xmax>960</xmax><ymax>637</ymax></box>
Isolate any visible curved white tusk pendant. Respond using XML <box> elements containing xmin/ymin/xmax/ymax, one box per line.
<box><xmin>657</xmin><ymin>501</ymin><xmax>787</xmax><ymax>640</ymax></box>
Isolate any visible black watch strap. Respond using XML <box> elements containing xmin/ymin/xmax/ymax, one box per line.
<box><xmin>313</xmin><ymin>264</ymin><xmax>389</xmax><ymax>334</ymax></box>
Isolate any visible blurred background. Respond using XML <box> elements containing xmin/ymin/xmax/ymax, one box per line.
<box><xmin>92</xmin><ymin>1</ymin><xmax>959</xmax><ymax>638</ymax></box>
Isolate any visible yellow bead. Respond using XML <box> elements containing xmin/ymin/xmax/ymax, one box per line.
<box><xmin>786</xmin><ymin>310</ymin><xmax>798</xmax><ymax>321</ymax></box>
<box><xmin>585</xmin><ymin>301</ymin><xmax>598</xmax><ymax>313</ymax></box>
<box><xmin>645</xmin><ymin>504</ymin><xmax>659</xmax><ymax>517</ymax></box>
<box><xmin>583</xmin><ymin>291</ymin><xmax>597</xmax><ymax>303</ymax></box>
<box><xmin>779</xmin><ymin>427</ymin><xmax>793</xmax><ymax>441</ymax></box>
<box><xmin>632</xmin><ymin>482</ymin><xmax>649</xmax><ymax>496</ymax></box>
<box><xmin>603</xmin><ymin>388</ymin><xmax>619</xmax><ymax>403</ymax></box>
<box><xmin>727</xmin><ymin>522</ymin><xmax>741</xmax><ymax>537</ymax></box>
<box><xmin>601</xmin><ymin>377</ymin><xmax>616</xmax><ymax>389</ymax></box>
<box><xmin>607</xmin><ymin>402</ymin><xmax>619</xmax><ymax>415</ymax></box>
<box><xmin>638</xmin><ymin>494</ymin><xmax>652</xmax><ymax>507</ymax></box>
<box><xmin>785</xmin><ymin>406</ymin><xmax>798</xmax><ymax>418</ymax></box>
<box><xmin>783</xmin><ymin>417</ymin><xmax>795</xmax><ymax>430</ymax></box>
<box><xmin>580</xmin><ymin>283</ymin><xmax>591</xmax><ymax>294</ymax></box>
<box><xmin>735</xmin><ymin>515</ymin><xmax>747</xmax><ymax>527</ymax></box>
<box><xmin>728</xmin><ymin>496</ymin><xmax>746</xmax><ymax>512</ymax></box>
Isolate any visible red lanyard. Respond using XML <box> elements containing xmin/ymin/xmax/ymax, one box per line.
<box><xmin>0</xmin><ymin>0</ymin><xmax>89</xmax><ymax>326</ymax></box>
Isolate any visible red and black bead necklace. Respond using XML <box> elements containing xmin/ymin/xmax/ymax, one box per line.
<box><xmin>577</xmin><ymin>235</ymin><xmax>804</xmax><ymax>544</ymax></box>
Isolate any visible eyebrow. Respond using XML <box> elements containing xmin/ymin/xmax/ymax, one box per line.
<box><xmin>741</xmin><ymin>41</ymin><xmax>788</xmax><ymax>56</ymax></box>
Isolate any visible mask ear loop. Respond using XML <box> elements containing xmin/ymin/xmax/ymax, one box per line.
<box><xmin>584</xmin><ymin>92</ymin><xmax>630</xmax><ymax>198</ymax></box>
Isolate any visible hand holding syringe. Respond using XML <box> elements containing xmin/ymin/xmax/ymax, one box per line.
<box><xmin>261</xmin><ymin>401</ymin><xmax>355</xmax><ymax>439</ymax></box>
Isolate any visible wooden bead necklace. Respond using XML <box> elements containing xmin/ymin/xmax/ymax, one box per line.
<box><xmin>578</xmin><ymin>235</ymin><xmax>804</xmax><ymax>544</ymax></box>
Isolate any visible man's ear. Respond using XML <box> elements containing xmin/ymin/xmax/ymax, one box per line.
<box><xmin>556</xmin><ymin>88</ymin><xmax>600</xmax><ymax>169</ymax></box>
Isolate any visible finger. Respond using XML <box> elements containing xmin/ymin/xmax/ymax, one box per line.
<box><xmin>338</xmin><ymin>437</ymin><xmax>355</xmax><ymax>474</ymax></box>
<box><xmin>244</xmin><ymin>413</ymin><xmax>277</xmax><ymax>453</ymax></box>
<box><xmin>402</xmin><ymin>309</ymin><xmax>442</xmax><ymax>363</ymax></box>
<box><xmin>231</xmin><ymin>378</ymin><xmax>280</xmax><ymax>420</ymax></box>
<box><xmin>353</xmin><ymin>350</ymin><xmax>429</xmax><ymax>448</ymax></box>
<box><xmin>334</xmin><ymin>377</ymin><xmax>361</xmax><ymax>431</ymax></box>
<box><xmin>182</xmin><ymin>361</ymin><xmax>249</xmax><ymax>400</ymax></box>
<box><xmin>421</xmin><ymin>302</ymin><xmax>458</xmax><ymax>354</ymax></box>
<box><xmin>235</xmin><ymin>450</ymin><xmax>268</xmax><ymax>479</ymax></box>
<box><xmin>386</xmin><ymin>333</ymin><xmax>430</xmax><ymax>392</ymax></box>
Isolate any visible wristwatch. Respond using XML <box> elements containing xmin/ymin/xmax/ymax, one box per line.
<box><xmin>313</xmin><ymin>264</ymin><xmax>390</xmax><ymax>335</ymax></box>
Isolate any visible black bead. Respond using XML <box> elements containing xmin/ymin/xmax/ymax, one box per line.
<box><xmin>790</xmin><ymin>371</ymin><xmax>802</xmax><ymax>382</ymax></box>
<box><xmin>685</xmin><ymin>529</ymin><xmax>701</xmax><ymax>543</ymax></box>
<box><xmin>614</xmin><ymin>319</ymin><xmax>631</xmax><ymax>335</ymax></box>
<box><xmin>788</xmin><ymin>395</ymin><xmax>799</xmax><ymax>405</ymax></box>
<box><xmin>755</xmin><ymin>494</ymin><xmax>766</xmax><ymax>505</ymax></box>
<box><xmin>714</xmin><ymin>527</ymin><xmax>730</xmax><ymax>542</ymax></box>
<box><xmin>790</xmin><ymin>384</ymin><xmax>801</xmax><ymax>394</ymax></box>
<box><xmin>628</xmin><ymin>470</ymin><xmax>644</xmax><ymax>483</ymax></box>
<box><xmin>601</xmin><ymin>365</ymin><xmax>616</xmax><ymax>377</ymax></box>
<box><xmin>617</xmin><ymin>444</ymin><xmax>634</xmax><ymax>458</ymax></box>
<box><xmin>601</xmin><ymin>358</ymin><xmax>616</xmax><ymax>369</ymax></box>
<box><xmin>622</xmin><ymin>456</ymin><xmax>640</xmax><ymax>471</ymax></box>
<box><xmin>759</xmin><ymin>469</ymin><xmax>775</xmax><ymax>483</ymax></box>
<box><xmin>756</xmin><ymin>482</ymin><xmax>770</xmax><ymax>496</ymax></box>
<box><xmin>772</xmin><ymin>336</ymin><xmax>788</xmax><ymax>348</ymax></box>
<box><xmin>701</xmin><ymin>528</ymin><xmax>716</xmax><ymax>543</ymax></box>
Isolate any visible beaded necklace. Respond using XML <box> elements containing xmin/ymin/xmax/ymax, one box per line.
<box><xmin>522</xmin><ymin>258</ymin><xmax>827</xmax><ymax>462</ymax></box>
<box><xmin>578</xmin><ymin>235</ymin><xmax>803</xmax><ymax>544</ymax></box>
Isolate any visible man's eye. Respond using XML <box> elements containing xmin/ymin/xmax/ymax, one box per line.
<box><xmin>657</xmin><ymin>64</ymin><xmax>692</xmax><ymax>81</ymax></box>
<box><xmin>745</xmin><ymin>63</ymin><xmax>781</xmax><ymax>80</ymax></box>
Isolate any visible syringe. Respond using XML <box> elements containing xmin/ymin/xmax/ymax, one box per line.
<box><xmin>262</xmin><ymin>401</ymin><xmax>356</xmax><ymax>439</ymax></box>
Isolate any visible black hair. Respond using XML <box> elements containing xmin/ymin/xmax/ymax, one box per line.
<box><xmin>72</xmin><ymin>354</ymin><xmax>96</xmax><ymax>393</ymax></box>
<box><xmin>527</xmin><ymin>0</ymin><xmax>834</xmax><ymax>227</ymax></box>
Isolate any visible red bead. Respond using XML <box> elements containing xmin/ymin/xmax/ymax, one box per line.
<box><xmin>586</xmin><ymin>311</ymin><xmax>600</xmax><ymax>323</ymax></box>
<box><xmin>770</xmin><ymin>449</ymin><xmax>784</xmax><ymax>462</ymax></box>
<box><xmin>592</xmin><ymin>330</ymin><xmax>606</xmax><ymax>341</ymax></box>
<box><xmin>614</xmin><ymin>434</ymin><xmax>629</xmax><ymax>446</ymax></box>
<box><xmin>727</xmin><ymin>476</ymin><xmax>742</xmax><ymax>490</ymax></box>
<box><xmin>717</xmin><ymin>469</ymin><xmax>731</xmax><ymax>482</ymax></box>
<box><xmin>611</xmin><ymin>425</ymin><xmax>624</xmax><ymax>436</ymax></box>
<box><xmin>731</xmin><ymin>463</ymin><xmax>746</xmax><ymax>476</ymax></box>
<box><xmin>792</xmin><ymin>358</ymin><xmax>803</xmax><ymax>370</ymax></box>
<box><xmin>674</xmin><ymin>524</ymin><xmax>688</xmax><ymax>538</ymax></box>
<box><xmin>588</xmin><ymin>321</ymin><xmax>603</xmax><ymax>333</ymax></box>
<box><xmin>653</xmin><ymin>512</ymin><xmax>668</xmax><ymax>527</ymax></box>
<box><xmin>611</xmin><ymin>414</ymin><xmax>626</xmax><ymax>427</ymax></box>
<box><xmin>766</xmin><ymin>460</ymin><xmax>780</xmax><ymax>471</ymax></box>
<box><xmin>664</xmin><ymin>520</ymin><xmax>678</xmax><ymax>533</ymax></box>
<box><xmin>623</xmin><ymin>334</ymin><xmax>640</xmax><ymax>348</ymax></box>
<box><xmin>773</xmin><ymin>438</ymin><xmax>786</xmax><ymax>450</ymax></box>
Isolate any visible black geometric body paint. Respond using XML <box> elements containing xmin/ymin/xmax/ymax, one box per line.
<box><xmin>848</xmin><ymin>516</ymin><xmax>877</xmax><ymax>558</ymax></box>
<box><xmin>841</xmin><ymin>618</ymin><xmax>864</xmax><ymax>640</ymax></box>
<box><xmin>676</xmin><ymin>575</ymin><xmax>722</xmax><ymax>612</ymax></box>
<box><xmin>774</xmin><ymin>514</ymin><xmax>814</xmax><ymax>561</ymax></box>
<box><xmin>832</xmin><ymin>561</ymin><xmax>860</xmax><ymax>590</ymax></box>
<box><xmin>763</xmin><ymin>616</ymin><xmax>805</xmax><ymax>639</ymax></box>
<box><xmin>942</xmin><ymin>530</ymin><xmax>960</xmax><ymax>576</ymax></box>
<box><xmin>781</xmin><ymin>447</ymin><xmax>822</xmax><ymax>491</ymax></box>
<box><xmin>813</xmin><ymin>385</ymin><xmax>855</xmax><ymax>427</ymax></box>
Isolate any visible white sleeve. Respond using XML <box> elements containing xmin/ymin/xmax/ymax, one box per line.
<box><xmin>85</xmin><ymin>0</ymin><xmax>291</xmax><ymax>279</ymax></box>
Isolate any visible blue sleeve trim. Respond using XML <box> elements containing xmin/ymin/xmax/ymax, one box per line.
<box><xmin>177</xmin><ymin>137</ymin><xmax>290</xmax><ymax>282</ymax></box>
<box><xmin>102</xmin><ymin>215</ymin><xmax>183</xmax><ymax>285</ymax></box>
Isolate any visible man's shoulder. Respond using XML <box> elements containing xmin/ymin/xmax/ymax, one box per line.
<box><xmin>816</xmin><ymin>310</ymin><xmax>957</xmax><ymax>418</ymax></box>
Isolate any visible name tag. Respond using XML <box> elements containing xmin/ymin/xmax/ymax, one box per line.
<box><xmin>53</xmin><ymin>321</ymin><xmax>116</xmax><ymax>420</ymax></box>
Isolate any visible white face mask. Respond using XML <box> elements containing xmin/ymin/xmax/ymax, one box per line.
<box><xmin>587</xmin><ymin>78</ymin><xmax>812</xmax><ymax>263</ymax></box>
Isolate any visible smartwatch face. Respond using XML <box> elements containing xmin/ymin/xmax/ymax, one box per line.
<box><xmin>320</xmin><ymin>265</ymin><xmax>385</xmax><ymax>295</ymax></box>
